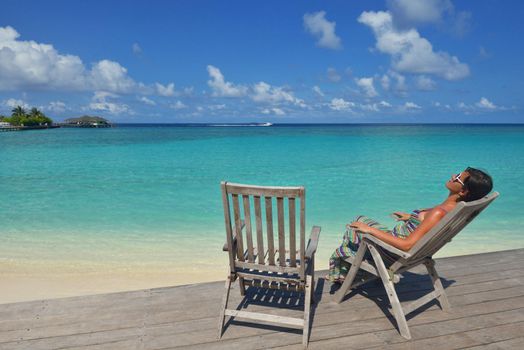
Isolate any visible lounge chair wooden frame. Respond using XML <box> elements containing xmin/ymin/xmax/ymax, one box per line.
<box><xmin>218</xmin><ymin>182</ymin><xmax>321</xmax><ymax>347</ymax></box>
<box><xmin>334</xmin><ymin>192</ymin><xmax>499</xmax><ymax>339</ymax></box>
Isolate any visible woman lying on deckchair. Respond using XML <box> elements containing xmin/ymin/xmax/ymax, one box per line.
<box><xmin>326</xmin><ymin>167</ymin><xmax>493</xmax><ymax>283</ymax></box>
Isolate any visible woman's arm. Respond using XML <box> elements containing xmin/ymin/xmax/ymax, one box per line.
<box><xmin>350</xmin><ymin>208</ymin><xmax>447</xmax><ymax>251</ymax></box>
<box><xmin>391</xmin><ymin>212</ymin><xmax>412</xmax><ymax>221</ymax></box>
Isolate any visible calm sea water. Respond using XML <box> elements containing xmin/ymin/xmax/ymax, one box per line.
<box><xmin>1</xmin><ymin>124</ymin><xmax>523</xmax><ymax>278</ymax></box>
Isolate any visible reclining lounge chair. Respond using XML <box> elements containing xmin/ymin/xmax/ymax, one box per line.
<box><xmin>334</xmin><ymin>192</ymin><xmax>499</xmax><ymax>339</ymax></box>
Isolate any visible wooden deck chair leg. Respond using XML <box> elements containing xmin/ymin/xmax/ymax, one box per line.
<box><xmin>368</xmin><ymin>245</ymin><xmax>411</xmax><ymax>340</ymax></box>
<box><xmin>424</xmin><ymin>259</ymin><xmax>451</xmax><ymax>312</ymax></box>
<box><xmin>335</xmin><ymin>242</ymin><xmax>368</xmax><ymax>304</ymax></box>
<box><xmin>217</xmin><ymin>275</ymin><xmax>233</xmax><ymax>339</ymax></box>
<box><xmin>303</xmin><ymin>275</ymin><xmax>312</xmax><ymax>347</ymax></box>
<box><xmin>238</xmin><ymin>277</ymin><xmax>246</xmax><ymax>296</ymax></box>
<box><xmin>310</xmin><ymin>256</ymin><xmax>316</xmax><ymax>304</ymax></box>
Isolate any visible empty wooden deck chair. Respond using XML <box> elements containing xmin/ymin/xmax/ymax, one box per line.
<box><xmin>334</xmin><ymin>192</ymin><xmax>499</xmax><ymax>339</ymax></box>
<box><xmin>218</xmin><ymin>182</ymin><xmax>321</xmax><ymax>347</ymax></box>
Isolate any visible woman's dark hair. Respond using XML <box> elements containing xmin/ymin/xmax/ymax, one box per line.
<box><xmin>462</xmin><ymin>167</ymin><xmax>493</xmax><ymax>202</ymax></box>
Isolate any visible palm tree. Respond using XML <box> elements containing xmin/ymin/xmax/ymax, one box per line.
<box><xmin>11</xmin><ymin>105</ymin><xmax>26</xmax><ymax>117</ymax></box>
<box><xmin>29</xmin><ymin>107</ymin><xmax>43</xmax><ymax>118</ymax></box>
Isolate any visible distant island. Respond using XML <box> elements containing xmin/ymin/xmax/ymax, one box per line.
<box><xmin>1</xmin><ymin>106</ymin><xmax>112</xmax><ymax>132</ymax></box>
<box><xmin>60</xmin><ymin>116</ymin><xmax>112</xmax><ymax>128</ymax></box>
<box><xmin>0</xmin><ymin>106</ymin><xmax>53</xmax><ymax>126</ymax></box>
<box><xmin>0</xmin><ymin>106</ymin><xmax>57</xmax><ymax>132</ymax></box>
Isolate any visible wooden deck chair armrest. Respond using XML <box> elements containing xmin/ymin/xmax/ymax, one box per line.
<box><xmin>362</xmin><ymin>234</ymin><xmax>411</xmax><ymax>259</ymax></box>
<box><xmin>222</xmin><ymin>220</ymin><xmax>245</xmax><ymax>251</ymax></box>
<box><xmin>305</xmin><ymin>226</ymin><xmax>321</xmax><ymax>259</ymax></box>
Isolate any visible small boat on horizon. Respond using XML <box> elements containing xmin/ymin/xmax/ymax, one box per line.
<box><xmin>208</xmin><ymin>122</ymin><xmax>273</xmax><ymax>127</ymax></box>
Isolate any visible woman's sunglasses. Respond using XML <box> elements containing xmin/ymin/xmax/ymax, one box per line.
<box><xmin>453</xmin><ymin>173</ymin><xmax>465</xmax><ymax>187</ymax></box>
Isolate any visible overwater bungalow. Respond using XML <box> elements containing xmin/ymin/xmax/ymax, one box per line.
<box><xmin>61</xmin><ymin>116</ymin><xmax>112</xmax><ymax>128</ymax></box>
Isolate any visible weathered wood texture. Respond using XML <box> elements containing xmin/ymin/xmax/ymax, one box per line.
<box><xmin>1</xmin><ymin>249</ymin><xmax>524</xmax><ymax>349</ymax></box>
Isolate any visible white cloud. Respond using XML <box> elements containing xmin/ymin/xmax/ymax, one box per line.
<box><xmin>415</xmin><ymin>75</ymin><xmax>436</xmax><ymax>90</ymax></box>
<box><xmin>458</xmin><ymin>101</ymin><xmax>469</xmax><ymax>110</ymax></box>
<box><xmin>47</xmin><ymin>101</ymin><xmax>66</xmax><ymax>113</ymax></box>
<box><xmin>381</xmin><ymin>75</ymin><xmax>390</xmax><ymax>91</ymax></box>
<box><xmin>404</xmin><ymin>101</ymin><xmax>421</xmax><ymax>109</ymax></box>
<box><xmin>303</xmin><ymin>11</ymin><xmax>342</xmax><ymax>50</ymax></box>
<box><xmin>360</xmin><ymin>103</ymin><xmax>380</xmax><ymax>112</ymax></box>
<box><xmin>0</xmin><ymin>26</ymin><xmax>173</xmax><ymax>95</ymax></box>
<box><xmin>327</xmin><ymin>67</ymin><xmax>342</xmax><ymax>82</ymax></box>
<box><xmin>170</xmin><ymin>101</ymin><xmax>187</xmax><ymax>110</ymax></box>
<box><xmin>381</xmin><ymin>71</ymin><xmax>407</xmax><ymax>93</ymax></box>
<box><xmin>251</xmin><ymin>82</ymin><xmax>305</xmax><ymax>107</ymax></box>
<box><xmin>0</xmin><ymin>26</ymin><xmax>87</xmax><ymax>91</ymax></box>
<box><xmin>356</xmin><ymin>77</ymin><xmax>378</xmax><ymax>97</ymax></box>
<box><xmin>2</xmin><ymin>98</ymin><xmax>29</xmax><ymax>110</ymax></box>
<box><xmin>358</xmin><ymin>11</ymin><xmax>469</xmax><ymax>80</ymax></box>
<box><xmin>312</xmin><ymin>85</ymin><xmax>325</xmax><ymax>97</ymax></box>
<box><xmin>209</xmin><ymin>104</ymin><xmax>226</xmax><ymax>110</ymax></box>
<box><xmin>272</xmin><ymin>108</ymin><xmax>285</xmax><ymax>115</ymax></box>
<box><xmin>139</xmin><ymin>96</ymin><xmax>156</xmax><ymax>105</ymax></box>
<box><xmin>479</xmin><ymin>46</ymin><xmax>491</xmax><ymax>59</ymax></box>
<box><xmin>389</xmin><ymin>71</ymin><xmax>407</xmax><ymax>92</ymax></box>
<box><xmin>387</xmin><ymin>0</ymin><xmax>452</xmax><ymax>27</ymax></box>
<box><xmin>261</xmin><ymin>107</ymin><xmax>285</xmax><ymax>116</ymax></box>
<box><xmin>182</xmin><ymin>87</ymin><xmax>194</xmax><ymax>96</ymax></box>
<box><xmin>359</xmin><ymin>100</ymin><xmax>393</xmax><ymax>112</ymax></box>
<box><xmin>476</xmin><ymin>97</ymin><xmax>496</xmax><ymax>110</ymax></box>
<box><xmin>329</xmin><ymin>98</ymin><xmax>355</xmax><ymax>111</ymax></box>
<box><xmin>433</xmin><ymin>101</ymin><xmax>451</xmax><ymax>110</ymax></box>
<box><xmin>89</xmin><ymin>60</ymin><xmax>137</xmax><ymax>93</ymax></box>
<box><xmin>205</xmin><ymin>66</ymin><xmax>305</xmax><ymax>108</ymax></box>
<box><xmin>451</xmin><ymin>11</ymin><xmax>472</xmax><ymax>38</ymax></box>
<box><xmin>88</xmin><ymin>91</ymin><xmax>131</xmax><ymax>115</ymax></box>
<box><xmin>156</xmin><ymin>83</ymin><xmax>175</xmax><ymax>97</ymax></box>
<box><xmin>387</xmin><ymin>0</ymin><xmax>471</xmax><ymax>37</ymax></box>
<box><xmin>206</xmin><ymin>65</ymin><xmax>247</xmax><ymax>97</ymax></box>
<box><xmin>457</xmin><ymin>98</ymin><xmax>506</xmax><ymax>113</ymax></box>
<box><xmin>132</xmin><ymin>43</ymin><xmax>142</xmax><ymax>55</ymax></box>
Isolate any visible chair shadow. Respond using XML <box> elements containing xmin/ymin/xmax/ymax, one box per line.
<box><xmin>223</xmin><ymin>277</ymin><xmax>327</xmax><ymax>339</ymax></box>
<box><xmin>329</xmin><ymin>271</ymin><xmax>456</xmax><ymax>326</ymax></box>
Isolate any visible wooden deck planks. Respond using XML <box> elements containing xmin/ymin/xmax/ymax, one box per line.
<box><xmin>0</xmin><ymin>249</ymin><xmax>523</xmax><ymax>349</ymax></box>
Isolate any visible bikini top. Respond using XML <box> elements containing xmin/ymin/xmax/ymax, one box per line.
<box><xmin>412</xmin><ymin>206</ymin><xmax>449</xmax><ymax>219</ymax></box>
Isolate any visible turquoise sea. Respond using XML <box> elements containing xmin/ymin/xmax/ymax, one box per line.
<box><xmin>1</xmin><ymin>124</ymin><xmax>524</xmax><ymax>290</ymax></box>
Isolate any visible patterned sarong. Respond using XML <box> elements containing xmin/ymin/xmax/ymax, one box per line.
<box><xmin>327</xmin><ymin>210</ymin><xmax>422</xmax><ymax>282</ymax></box>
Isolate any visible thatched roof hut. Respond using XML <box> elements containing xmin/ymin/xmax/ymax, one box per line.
<box><xmin>62</xmin><ymin>116</ymin><xmax>112</xmax><ymax>127</ymax></box>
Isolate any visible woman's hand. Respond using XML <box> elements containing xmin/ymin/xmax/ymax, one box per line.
<box><xmin>391</xmin><ymin>212</ymin><xmax>411</xmax><ymax>221</ymax></box>
<box><xmin>347</xmin><ymin>221</ymin><xmax>371</xmax><ymax>233</ymax></box>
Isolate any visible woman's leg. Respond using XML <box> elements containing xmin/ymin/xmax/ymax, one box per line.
<box><xmin>327</xmin><ymin>216</ymin><xmax>390</xmax><ymax>282</ymax></box>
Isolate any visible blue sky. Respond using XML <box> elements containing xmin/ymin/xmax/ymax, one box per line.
<box><xmin>0</xmin><ymin>0</ymin><xmax>523</xmax><ymax>123</ymax></box>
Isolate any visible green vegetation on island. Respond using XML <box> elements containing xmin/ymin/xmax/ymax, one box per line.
<box><xmin>1</xmin><ymin>106</ymin><xmax>53</xmax><ymax>126</ymax></box>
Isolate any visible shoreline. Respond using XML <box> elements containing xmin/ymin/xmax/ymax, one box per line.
<box><xmin>1</xmin><ymin>245</ymin><xmax>521</xmax><ymax>305</ymax></box>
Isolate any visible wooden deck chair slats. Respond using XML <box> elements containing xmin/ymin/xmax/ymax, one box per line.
<box><xmin>277</xmin><ymin>197</ymin><xmax>286</xmax><ymax>267</ymax></box>
<box><xmin>254</xmin><ymin>196</ymin><xmax>265</xmax><ymax>264</ymax></box>
<box><xmin>218</xmin><ymin>182</ymin><xmax>321</xmax><ymax>347</ymax></box>
<box><xmin>231</xmin><ymin>194</ymin><xmax>244</xmax><ymax>261</ymax></box>
<box><xmin>242</xmin><ymin>195</ymin><xmax>255</xmax><ymax>263</ymax></box>
<box><xmin>289</xmin><ymin>197</ymin><xmax>296</xmax><ymax>267</ymax></box>
<box><xmin>335</xmin><ymin>192</ymin><xmax>499</xmax><ymax>340</ymax></box>
<box><xmin>221</xmin><ymin>183</ymin><xmax>236</xmax><ymax>274</ymax></box>
<box><xmin>265</xmin><ymin>196</ymin><xmax>276</xmax><ymax>265</ymax></box>
<box><xmin>408</xmin><ymin>202</ymin><xmax>487</xmax><ymax>263</ymax></box>
<box><xmin>300</xmin><ymin>192</ymin><xmax>306</xmax><ymax>280</ymax></box>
